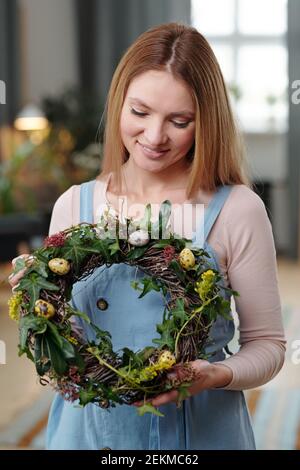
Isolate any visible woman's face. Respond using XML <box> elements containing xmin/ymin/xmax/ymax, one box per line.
<box><xmin>120</xmin><ymin>70</ymin><xmax>195</xmax><ymax>173</ymax></box>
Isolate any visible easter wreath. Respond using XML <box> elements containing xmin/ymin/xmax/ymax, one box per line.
<box><xmin>8</xmin><ymin>201</ymin><xmax>237</xmax><ymax>416</ymax></box>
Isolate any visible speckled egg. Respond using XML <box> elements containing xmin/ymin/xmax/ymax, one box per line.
<box><xmin>128</xmin><ymin>229</ymin><xmax>150</xmax><ymax>247</ymax></box>
<box><xmin>158</xmin><ymin>350</ymin><xmax>176</xmax><ymax>368</ymax></box>
<box><xmin>48</xmin><ymin>258</ymin><xmax>70</xmax><ymax>275</ymax></box>
<box><xmin>178</xmin><ymin>248</ymin><xmax>196</xmax><ymax>270</ymax></box>
<box><xmin>34</xmin><ymin>299</ymin><xmax>55</xmax><ymax>319</ymax></box>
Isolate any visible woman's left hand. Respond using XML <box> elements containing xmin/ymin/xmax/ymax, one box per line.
<box><xmin>133</xmin><ymin>360</ymin><xmax>233</xmax><ymax>408</ymax></box>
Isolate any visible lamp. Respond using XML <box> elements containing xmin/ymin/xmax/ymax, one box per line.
<box><xmin>14</xmin><ymin>104</ymin><xmax>49</xmax><ymax>144</ymax></box>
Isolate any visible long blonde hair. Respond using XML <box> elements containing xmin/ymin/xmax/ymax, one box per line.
<box><xmin>100</xmin><ymin>22</ymin><xmax>249</xmax><ymax>197</ymax></box>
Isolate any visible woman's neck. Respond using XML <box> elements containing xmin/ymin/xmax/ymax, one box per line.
<box><xmin>121</xmin><ymin>158</ymin><xmax>192</xmax><ymax>200</ymax></box>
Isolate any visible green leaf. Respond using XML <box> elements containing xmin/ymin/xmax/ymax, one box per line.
<box><xmin>152</xmin><ymin>240</ymin><xmax>173</xmax><ymax>249</ymax></box>
<box><xmin>126</xmin><ymin>246</ymin><xmax>149</xmax><ymax>260</ymax></box>
<box><xmin>137</xmin><ymin>277</ymin><xmax>161</xmax><ymax>299</ymax></box>
<box><xmin>130</xmin><ymin>280</ymin><xmax>142</xmax><ymax>291</ymax></box>
<box><xmin>170</xmin><ymin>298</ymin><xmax>188</xmax><ymax>324</ymax></box>
<box><xmin>108</xmin><ymin>240</ymin><xmax>120</xmax><ymax>256</ymax></box>
<box><xmin>18</xmin><ymin>344</ymin><xmax>34</xmax><ymax>362</ymax></box>
<box><xmin>71</xmin><ymin>309</ymin><xmax>91</xmax><ymax>325</ymax></box>
<box><xmin>25</xmin><ymin>260</ymin><xmax>49</xmax><ymax>278</ymax></box>
<box><xmin>137</xmin><ymin>403</ymin><xmax>164</xmax><ymax>417</ymax></box>
<box><xmin>19</xmin><ymin>314</ymin><xmax>48</xmax><ymax>351</ymax></box>
<box><xmin>46</xmin><ymin>321</ymin><xmax>63</xmax><ymax>348</ymax></box>
<box><xmin>168</xmin><ymin>260</ymin><xmax>186</xmax><ymax>283</ymax></box>
<box><xmin>93</xmin><ymin>239</ymin><xmax>112</xmax><ymax>262</ymax></box>
<box><xmin>12</xmin><ymin>257</ymin><xmax>26</xmax><ymax>276</ymax></box>
<box><xmin>79</xmin><ymin>388</ymin><xmax>98</xmax><ymax>406</ymax></box>
<box><xmin>153</xmin><ymin>319</ymin><xmax>175</xmax><ymax>350</ymax></box>
<box><xmin>61</xmin><ymin>235</ymin><xmax>103</xmax><ymax>270</ymax></box>
<box><xmin>18</xmin><ymin>273</ymin><xmax>60</xmax><ymax>311</ymax></box>
<box><xmin>34</xmin><ymin>334</ymin><xmax>51</xmax><ymax>376</ymax></box>
<box><xmin>44</xmin><ymin>332</ymin><xmax>68</xmax><ymax>375</ymax></box>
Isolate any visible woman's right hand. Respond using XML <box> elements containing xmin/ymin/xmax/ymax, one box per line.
<box><xmin>8</xmin><ymin>254</ymin><xmax>35</xmax><ymax>292</ymax></box>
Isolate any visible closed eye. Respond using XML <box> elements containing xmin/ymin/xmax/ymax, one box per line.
<box><xmin>130</xmin><ymin>107</ymin><xmax>191</xmax><ymax>129</ymax></box>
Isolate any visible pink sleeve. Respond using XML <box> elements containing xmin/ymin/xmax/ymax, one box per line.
<box><xmin>210</xmin><ymin>186</ymin><xmax>286</xmax><ymax>390</ymax></box>
<box><xmin>48</xmin><ymin>185</ymin><xmax>80</xmax><ymax>235</ymax></box>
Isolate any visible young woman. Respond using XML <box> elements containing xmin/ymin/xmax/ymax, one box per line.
<box><xmin>9</xmin><ymin>22</ymin><xmax>285</xmax><ymax>450</ymax></box>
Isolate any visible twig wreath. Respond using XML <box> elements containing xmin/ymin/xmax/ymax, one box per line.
<box><xmin>8</xmin><ymin>201</ymin><xmax>237</xmax><ymax>416</ymax></box>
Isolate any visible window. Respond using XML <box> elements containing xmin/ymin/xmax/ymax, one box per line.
<box><xmin>191</xmin><ymin>0</ymin><xmax>288</xmax><ymax>132</ymax></box>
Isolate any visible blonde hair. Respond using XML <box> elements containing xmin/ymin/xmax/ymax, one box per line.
<box><xmin>100</xmin><ymin>22</ymin><xmax>250</xmax><ymax>197</ymax></box>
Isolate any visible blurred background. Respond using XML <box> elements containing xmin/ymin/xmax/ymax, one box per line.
<box><xmin>0</xmin><ymin>0</ymin><xmax>299</xmax><ymax>450</ymax></box>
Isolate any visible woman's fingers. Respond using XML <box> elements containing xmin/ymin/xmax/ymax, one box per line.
<box><xmin>150</xmin><ymin>390</ymin><xmax>179</xmax><ymax>407</ymax></box>
<box><xmin>8</xmin><ymin>254</ymin><xmax>34</xmax><ymax>288</ymax></box>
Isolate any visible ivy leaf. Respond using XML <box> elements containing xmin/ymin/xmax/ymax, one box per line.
<box><xmin>130</xmin><ymin>280</ymin><xmax>142</xmax><ymax>292</ymax></box>
<box><xmin>126</xmin><ymin>246</ymin><xmax>149</xmax><ymax>260</ymax></box>
<box><xmin>176</xmin><ymin>383</ymin><xmax>192</xmax><ymax>403</ymax></box>
<box><xmin>137</xmin><ymin>277</ymin><xmax>161</xmax><ymax>299</ymax></box>
<box><xmin>44</xmin><ymin>332</ymin><xmax>68</xmax><ymax>376</ymax></box>
<box><xmin>171</xmin><ymin>298</ymin><xmax>188</xmax><ymax>324</ymax></box>
<box><xmin>25</xmin><ymin>260</ymin><xmax>49</xmax><ymax>278</ymax></box>
<box><xmin>79</xmin><ymin>388</ymin><xmax>98</xmax><ymax>406</ymax></box>
<box><xmin>34</xmin><ymin>334</ymin><xmax>51</xmax><ymax>376</ymax></box>
<box><xmin>136</xmin><ymin>403</ymin><xmax>164</xmax><ymax>417</ymax></box>
<box><xmin>168</xmin><ymin>260</ymin><xmax>186</xmax><ymax>283</ymax></box>
<box><xmin>152</xmin><ymin>240</ymin><xmax>173</xmax><ymax>249</ymax></box>
<box><xmin>153</xmin><ymin>319</ymin><xmax>175</xmax><ymax>350</ymax></box>
<box><xmin>19</xmin><ymin>314</ymin><xmax>48</xmax><ymax>352</ymax></box>
<box><xmin>61</xmin><ymin>237</ymin><xmax>102</xmax><ymax>270</ymax></box>
<box><xmin>18</xmin><ymin>273</ymin><xmax>60</xmax><ymax>311</ymax></box>
<box><xmin>70</xmin><ymin>309</ymin><xmax>91</xmax><ymax>325</ymax></box>
<box><xmin>108</xmin><ymin>240</ymin><xmax>120</xmax><ymax>256</ymax></box>
<box><xmin>121</xmin><ymin>347</ymin><xmax>143</xmax><ymax>368</ymax></box>
<box><xmin>93</xmin><ymin>239</ymin><xmax>112</xmax><ymax>262</ymax></box>
<box><xmin>12</xmin><ymin>257</ymin><xmax>26</xmax><ymax>276</ymax></box>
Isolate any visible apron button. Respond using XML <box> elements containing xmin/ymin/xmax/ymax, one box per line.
<box><xmin>97</xmin><ymin>298</ymin><xmax>108</xmax><ymax>310</ymax></box>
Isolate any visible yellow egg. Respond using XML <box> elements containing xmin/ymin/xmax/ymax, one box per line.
<box><xmin>158</xmin><ymin>350</ymin><xmax>176</xmax><ymax>368</ymax></box>
<box><xmin>48</xmin><ymin>258</ymin><xmax>70</xmax><ymax>275</ymax></box>
<box><xmin>178</xmin><ymin>248</ymin><xmax>195</xmax><ymax>270</ymax></box>
<box><xmin>34</xmin><ymin>299</ymin><xmax>56</xmax><ymax>319</ymax></box>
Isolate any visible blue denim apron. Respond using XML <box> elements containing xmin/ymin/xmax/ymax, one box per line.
<box><xmin>46</xmin><ymin>180</ymin><xmax>256</xmax><ymax>450</ymax></box>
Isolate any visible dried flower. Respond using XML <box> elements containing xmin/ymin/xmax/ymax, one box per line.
<box><xmin>8</xmin><ymin>291</ymin><xmax>23</xmax><ymax>322</ymax></box>
<box><xmin>163</xmin><ymin>245</ymin><xmax>176</xmax><ymax>263</ymax></box>
<box><xmin>44</xmin><ymin>232</ymin><xmax>66</xmax><ymax>248</ymax></box>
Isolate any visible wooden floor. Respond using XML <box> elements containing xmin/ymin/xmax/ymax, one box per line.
<box><xmin>0</xmin><ymin>257</ymin><xmax>299</xmax><ymax>449</ymax></box>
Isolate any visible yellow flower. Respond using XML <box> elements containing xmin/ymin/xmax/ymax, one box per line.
<box><xmin>194</xmin><ymin>270</ymin><xmax>216</xmax><ymax>301</ymax></box>
<box><xmin>8</xmin><ymin>291</ymin><xmax>23</xmax><ymax>322</ymax></box>
<box><xmin>62</xmin><ymin>333</ymin><xmax>78</xmax><ymax>346</ymax></box>
<box><xmin>201</xmin><ymin>269</ymin><xmax>215</xmax><ymax>281</ymax></box>
<box><xmin>139</xmin><ymin>366</ymin><xmax>158</xmax><ymax>382</ymax></box>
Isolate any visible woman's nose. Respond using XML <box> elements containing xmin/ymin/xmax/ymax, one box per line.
<box><xmin>143</xmin><ymin>119</ymin><xmax>168</xmax><ymax>146</ymax></box>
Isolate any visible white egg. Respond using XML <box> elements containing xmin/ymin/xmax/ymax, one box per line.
<box><xmin>128</xmin><ymin>229</ymin><xmax>150</xmax><ymax>246</ymax></box>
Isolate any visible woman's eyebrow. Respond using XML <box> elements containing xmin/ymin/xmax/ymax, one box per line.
<box><xmin>128</xmin><ymin>97</ymin><xmax>195</xmax><ymax>118</ymax></box>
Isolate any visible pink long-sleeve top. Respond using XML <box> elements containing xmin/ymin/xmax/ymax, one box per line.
<box><xmin>49</xmin><ymin>172</ymin><xmax>286</xmax><ymax>391</ymax></box>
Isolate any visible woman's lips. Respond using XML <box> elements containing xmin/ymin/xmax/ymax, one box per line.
<box><xmin>138</xmin><ymin>142</ymin><xmax>169</xmax><ymax>158</ymax></box>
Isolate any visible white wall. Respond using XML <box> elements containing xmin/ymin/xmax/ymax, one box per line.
<box><xmin>245</xmin><ymin>131</ymin><xmax>289</xmax><ymax>252</ymax></box>
<box><xmin>19</xmin><ymin>0</ymin><xmax>78</xmax><ymax>104</ymax></box>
